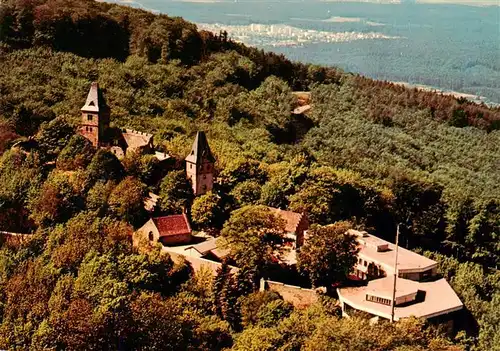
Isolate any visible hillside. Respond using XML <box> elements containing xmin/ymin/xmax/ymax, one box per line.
<box><xmin>0</xmin><ymin>0</ymin><xmax>499</xmax><ymax>350</ymax></box>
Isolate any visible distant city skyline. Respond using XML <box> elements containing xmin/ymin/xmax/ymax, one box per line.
<box><xmin>108</xmin><ymin>0</ymin><xmax>499</xmax><ymax>7</ymax></box>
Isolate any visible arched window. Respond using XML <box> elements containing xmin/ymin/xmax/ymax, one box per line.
<box><xmin>148</xmin><ymin>231</ymin><xmax>154</xmax><ymax>241</ymax></box>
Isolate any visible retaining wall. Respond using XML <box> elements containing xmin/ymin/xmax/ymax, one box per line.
<box><xmin>261</xmin><ymin>279</ymin><xmax>323</xmax><ymax>308</ymax></box>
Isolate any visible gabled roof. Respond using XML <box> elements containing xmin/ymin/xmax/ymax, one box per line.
<box><xmin>81</xmin><ymin>82</ymin><xmax>109</xmax><ymax>113</ymax></box>
<box><xmin>152</xmin><ymin>214</ymin><xmax>191</xmax><ymax>237</ymax></box>
<box><xmin>185</xmin><ymin>131</ymin><xmax>216</xmax><ymax>164</ymax></box>
<box><xmin>268</xmin><ymin>207</ymin><xmax>304</xmax><ymax>233</ymax></box>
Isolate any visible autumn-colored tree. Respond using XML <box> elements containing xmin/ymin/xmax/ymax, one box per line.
<box><xmin>27</xmin><ymin>171</ymin><xmax>84</xmax><ymax>227</ymax></box>
<box><xmin>47</xmin><ymin>213</ymin><xmax>132</xmax><ymax>271</ymax></box>
<box><xmin>107</xmin><ymin>176</ymin><xmax>146</xmax><ymax>226</ymax></box>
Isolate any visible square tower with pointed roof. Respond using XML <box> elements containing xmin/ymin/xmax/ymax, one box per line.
<box><xmin>185</xmin><ymin>131</ymin><xmax>215</xmax><ymax>196</ymax></box>
<box><xmin>80</xmin><ymin>82</ymin><xmax>110</xmax><ymax>147</ymax></box>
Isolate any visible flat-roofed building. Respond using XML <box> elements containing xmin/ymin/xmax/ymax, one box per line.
<box><xmin>349</xmin><ymin>229</ymin><xmax>437</xmax><ymax>281</ymax></box>
<box><xmin>337</xmin><ymin>229</ymin><xmax>463</xmax><ymax>324</ymax></box>
<box><xmin>338</xmin><ymin>277</ymin><xmax>463</xmax><ymax>322</ymax></box>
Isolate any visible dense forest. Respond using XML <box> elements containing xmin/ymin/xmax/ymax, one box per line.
<box><xmin>0</xmin><ymin>0</ymin><xmax>499</xmax><ymax>350</ymax></box>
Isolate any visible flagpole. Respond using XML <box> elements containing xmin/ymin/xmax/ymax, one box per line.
<box><xmin>390</xmin><ymin>224</ymin><xmax>400</xmax><ymax>323</ymax></box>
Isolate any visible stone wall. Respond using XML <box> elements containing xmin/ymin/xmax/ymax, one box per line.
<box><xmin>260</xmin><ymin>279</ymin><xmax>323</xmax><ymax>309</ymax></box>
<box><xmin>163</xmin><ymin>248</ymin><xmax>238</xmax><ymax>275</ymax></box>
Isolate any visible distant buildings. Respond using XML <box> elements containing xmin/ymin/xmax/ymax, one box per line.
<box><xmin>197</xmin><ymin>23</ymin><xmax>399</xmax><ymax>48</ymax></box>
<box><xmin>337</xmin><ymin>230</ymin><xmax>463</xmax><ymax>323</ymax></box>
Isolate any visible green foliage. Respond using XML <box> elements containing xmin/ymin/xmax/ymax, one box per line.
<box><xmin>56</xmin><ymin>134</ymin><xmax>95</xmax><ymax>171</ymax></box>
<box><xmin>230</xmin><ymin>180</ymin><xmax>262</xmax><ymax>207</ymax></box>
<box><xmin>212</xmin><ymin>261</ymin><xmax>241</xmax><ymax>330</ymax></box>
<box><xmin>85</xmin><ymin>180</ymin><xmax>114</xmax><ymax>214</ymax></box>
<box><xmin>36</xmin><ymin>115</ymin><xmax>75</xmax><ymax>161</ymax></box>
<box><xmin>220</xmin><ymin>205</ymin><xmax>286</xmax><ymax>270</ymax></box>
<box><xmin>289</xmin><ymin>166</ymin><xmax>392</xmax><ymax>226</ymax></box>
<box><xmin>297</xmin><ymin>222</ymin><xmax>359</xmax><ymax>288</ymax></box>
<box><xmin>85</xmin><ymin>149</ymin><xmax>124</xmax><ymax>187</ymax></box>
<box><xmin>255</xmin><ymin>299</ymin><xmax>293</xmax><ymax>328</ymax></box>
<box><xmin>239</xmin><ymin>291</ymin><xmax>283</xmax><ymax>328</ymax></box>
<box><xmin>159</xmin><ymin>169</ymin><xmax>193</xmax><ymax>214</ymax></box>
<box><xmin>0</xmin><ymin>1</ymin><xmax>498</xmax><ymax>349</ymax></box>
<box><xmin>191</xmin><ymin>191</ymin><xmax>223</xmax><ymax>230</ymax></box>
<box><xmin>107</xmin><ymin>176</ymin><xmax>146</xmax><ymax>226</ymax></box>
<box><xmin>121</xmin><ymin>152</ymin><xmax>160</xmax><ymax>185</ymax></box>
<box><xmin>425</xmin><ymin>252</ymin><xmax>500</xmax><ymax>351</ymax></box>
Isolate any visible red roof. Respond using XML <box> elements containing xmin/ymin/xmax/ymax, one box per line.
<box><xmin>152</xmin><ymin>214</ymin><xmax>191</xmax><ymax>237</ymax></box>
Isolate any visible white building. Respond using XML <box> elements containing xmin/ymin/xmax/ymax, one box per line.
<box><xmin>337</xmin><ymin>230</ymin><xmax>463</xmax><ymax>323</ymax></box>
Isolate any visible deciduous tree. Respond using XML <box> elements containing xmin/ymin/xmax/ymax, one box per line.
<box><xmin>220</xmin><ymin>205</ymin><xmax>285</xmax><ymax>270</ymax></box>
<box><xmin>297</xmin><ymin>221</ymin><xmax>358</xmax><ymax>288</ymax></box>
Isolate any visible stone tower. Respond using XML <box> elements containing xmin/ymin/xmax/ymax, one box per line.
<box><xmin>185</xmin><ymin>131</ymin><xmax>215</xmax><ymax>196</ymax></box>
<box><xmin>80</xmin><ymin>82</ymin><xmax>110</xmax><ymax>147</ymax></box>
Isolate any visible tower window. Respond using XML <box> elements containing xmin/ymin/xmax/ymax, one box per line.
<box><xmin>148</xmin><ymin>231</ymin><xmax>154</xmax><ymax>241</ymax></box>
<box><xmin>190</xmin><ymin>164</ymin><xmax>192</xmax><ymax>169</ymax></box>
<box><xmin>86</xmin><ymin>126</ymin><xmax>89</xmax><ymax>132</ymax></box>
<box><xmin>89</xmin><ymin>127</ymin><xmax>93</xmax><ymax>132</ymax></box>
<box><xmin>87</xmin><ymin>114</ymin><xmax>93</xmax><ymax>121</ymax></box>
